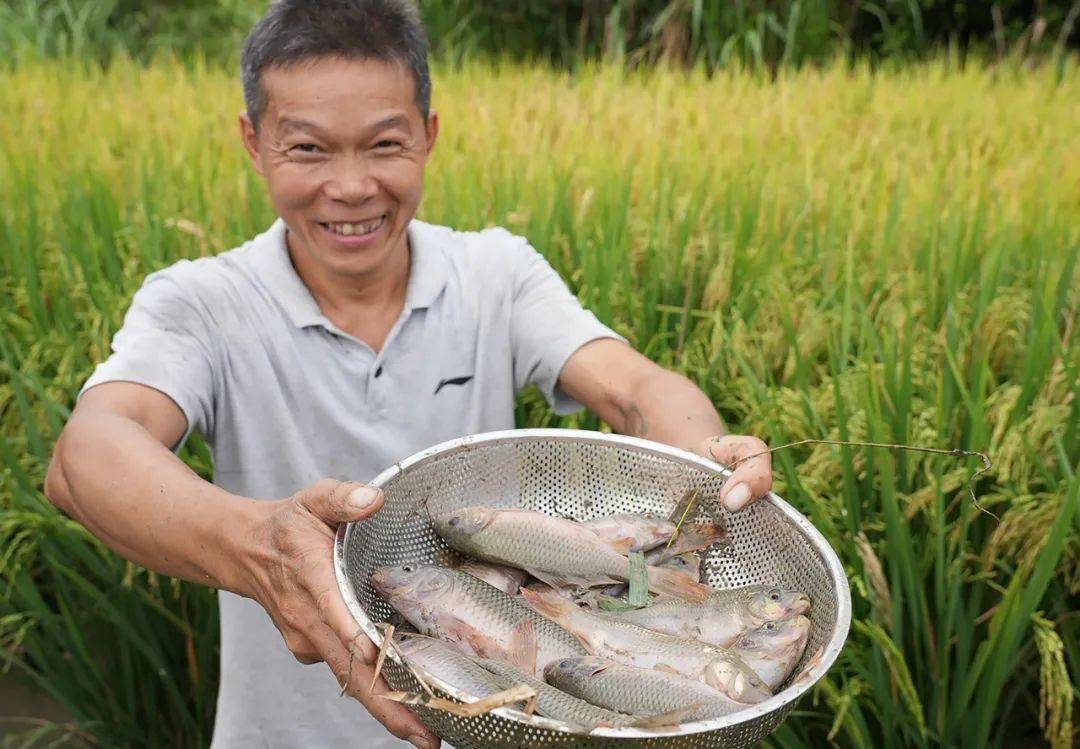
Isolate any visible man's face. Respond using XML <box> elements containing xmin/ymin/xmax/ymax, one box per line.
<box><xmin>240</xmin><ymin>57</ymin><xmax>438</xmax><ymax>279</ymax></box>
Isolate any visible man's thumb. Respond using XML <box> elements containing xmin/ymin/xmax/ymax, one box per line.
<box><xmin>300</xmin><ymin>480</ymin><xmax>384</xmax><ymax>525</ymax></box>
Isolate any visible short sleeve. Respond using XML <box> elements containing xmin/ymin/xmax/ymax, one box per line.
<box><xmin>506</xmin><ymin>233</ymin><xmax>626</xmax><ymax>414</ymax></box>
<box><xmin>80</xmin><ymin>266</ymin><xmax>216</xmax><ymax>449</ymax></box>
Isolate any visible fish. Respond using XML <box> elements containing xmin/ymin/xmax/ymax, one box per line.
<box><xmin>545</xmin><ymin>656</ymin><xmax>744</xmax><ymax>721</ymax></box>
<box><xmin>600</xmin><ymin>585</ymin><xmax>811</xmax><ymax>648</ymax></box>
<box><xmin>594</xmin><ymin>553</ymin><xmax>702</xmax><ymax>602</ymax></box>
<box><xmin>659</xmin><ymin>552</ymin><xmax>701</xmax><ymax>579</ymax></box>
<box><xmin>371</xmin><ymin>564</ymin><xmax>586</xmax><ymax>676</ymax></box>
<box><xmin>433</xmin><ymin>506</ymin><xmax>711</xmax><ymax>602</ymax></box>
<box><xmin>645</xmin><ymin>521</ymin><xmax>728</xmax><ymax>564</ymax></box>
<box><xmin>583</xmin><ymin>513</ymin><xmax>677</xmax><ymax>553</ymax></box>
<box><xmin>730</xmin><ymin>614</ymin><xmax>811</xmax><ymax>691</ymax></box>
<box><xmin>456</xmin><ymin>559</ymin><xmax>529</xmax><ymax>596</ymax></box>
<box><xmin>393</xmin><ymin>635</ymin><xmax>510</xmax><ymax>701</ymax></box>
<box><xmin>476</xmin><ymin>658</ymin><xmax>636</xmax><ymax>729</ymax></box>
<box><xmin>520</xmin><ymin>585</ymin><xmax>771</xmax><ymax>704</ymax></box>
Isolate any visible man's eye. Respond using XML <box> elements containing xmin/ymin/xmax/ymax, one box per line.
<box><xmin>374</xmin><ymin>140</ymin><xmax>401</xmax><ymax>150</ymax></box>
<box><xmin>291</xmin><ymin>143</ymin><xmax>320</xmax><ymax>153</ymax></box>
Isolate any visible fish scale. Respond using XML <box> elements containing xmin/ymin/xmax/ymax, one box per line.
<box><xmin>520</xmin><ymin>586</ymin><xmax>772</xmax><ymax>704</ymax></box>
<box><xmin>394</xmin><ymin>636</ymin><xmax>509</xmax><ymax>700</ymax></box>
<box><xmin>584</xmin><ymin>513</ymin><xmax>676</xmax><ymax>552</ymax></box>
<box><xmin>477</xmin><ymin>658</ymin><xmax>637</xmax><ymax>729</ymax></box>
<box><xmin>434</xmin><ymin>507</ymin><xmax>711</xmax><ymax>600</ymax></box>
<box><xmin>600</xmin><ymin>585</ymin><xmax>811</xmax><ymax>649</ymax></box>
<box><xmin>546</xmin><ymin>656</ymin><xmax>741</xmax><ymax>722</ymax></box>
<box><xmin>371</xmin><ymin>564</ymin><xmax>586</xmax><ymax>676</ymax></box>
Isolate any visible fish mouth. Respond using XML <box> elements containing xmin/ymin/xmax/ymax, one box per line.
<box><xmin>370</xmin><ymin>568</ymin><xmax>389</xmax><ymax>591</ymax></box>
<box><xmin>735</xmin><ymin>673</ymin><xmax>774</xmax><ymax>703</ymax></box>
<box><xmin>791</xmin><ymin>594</ymin><xmax>812</xmax><ymax>615</ymax></box>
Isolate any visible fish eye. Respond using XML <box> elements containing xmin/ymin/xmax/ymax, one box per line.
<box><xmin>402</xmin><ymin>565</ymin><xmax>414</xmax><ymax>572</ymax></box>
<box><xmin>764</xmin><ymin>622</ymin><xmax>776</xmax><ymax>631</ymax></box>
<box><xmin>449</xmin><ymin>517</ymin><xmax>460</xmax><ymax>527</ymax></box>
<box><xmin>559</xmin><ymin>659</ymin><xmax>572</xmax><ymax>668</ymax></box>
<box><xmin>769</xmin><ymin>589</ymin><xmax>781</xmax><ymax>601</ymax></box>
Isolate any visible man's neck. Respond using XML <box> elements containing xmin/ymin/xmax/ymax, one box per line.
<box><xmin>285</xmin><ymin>230</ymin><xmax>411</xmax><ymax>350</ymax></box>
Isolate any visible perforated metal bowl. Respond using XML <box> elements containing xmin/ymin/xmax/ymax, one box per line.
<box><xmin>335</xmin><ymin>429</ymin><xmax>850</xmax><ymax>748</ymax></box>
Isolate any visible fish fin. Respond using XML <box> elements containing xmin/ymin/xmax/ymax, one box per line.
<box><xmin>526</xmin><ymin>568</ymin><xmax>619</xmax><ymax>590</ymax></box>
<box><xmin>630</xmin><ymin>705</ymin><xmax>702</xmax><ymax>729</ymax></box>
<box><xmin>668</xmin><ymin>488</ymin><xmax>701</xmax><ymax>525</ymax></box>
<box><xmin>674</xmin><ymin>522</ymin><xmax>728</xmax><ymax>554</ymax></box>
<box><xmin>579</xmin><ymin>640</ymin><xmax>598</xmax><ymax>656</ymax></box>
<box><xmin>463</xmin><ymin>630</ymin><xmax>507</xmax><ymax>659</ymax></box>
<box><xmin>646</xmin><ymin>565</ymin><xmax>712</xmax><ymax>603</ymax></box>
<box><xmin>519</xmin><ymin>585</ymin><xmax>574</xmax><ymax>619</ymax></box>
<box><xmin>508</xmin><ymin>618</ymin><xmax>539</xmax><ymax>676</ymax></box>
<box><xmin>605</xmin><ymin>536</ymin><xmax>637</xmax><ymax>555</ymax></box>
<box><xmin>653</xmin><ymin>663</ymin><xmax>683</xmax><ymax>676</ymax></box>
<box><xmin>652</xmin><ymin>522</ymin><xmax>728</xmax><ymax>561</ymax></box>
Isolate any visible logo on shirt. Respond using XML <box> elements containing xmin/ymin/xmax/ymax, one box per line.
<box><xmin>434</xmin><ymin>375</ymin><xmax>473</xmax><ymax>394</ymax></box>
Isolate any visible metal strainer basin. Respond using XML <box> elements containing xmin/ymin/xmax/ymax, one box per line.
<box><xmin>335</xmin><ymin>429</ymin><xmax>851</xmax><ymax>748</ymax></box>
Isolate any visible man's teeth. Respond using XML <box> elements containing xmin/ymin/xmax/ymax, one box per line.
<box><xmin>325</xmin><ymin>216</ymin><xmax>385</xmax><ymax>236</ymax></box>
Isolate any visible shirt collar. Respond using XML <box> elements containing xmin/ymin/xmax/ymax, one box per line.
<box><xmin>254</xmin><ymin>218</ymin><xmax>449</xmax><ymax>330</ymax></box>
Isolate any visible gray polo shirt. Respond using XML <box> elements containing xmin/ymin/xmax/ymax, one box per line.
<box><xmin>81</xmin><ymin>218</ymin><xmax>622</xmax><ymax>747</ymax></box>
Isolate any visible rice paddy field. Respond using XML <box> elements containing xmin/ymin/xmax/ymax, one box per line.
<box><xmin>0</xmin><ymin>56</ymin><xmax>1078</xmax><ymax>748</ymax></box>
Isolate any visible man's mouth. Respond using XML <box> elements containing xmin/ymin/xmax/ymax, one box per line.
<box><xmin>319</xmin><ymin>214</ymin><xmax>387</xmax><ymax>237</ymax></box>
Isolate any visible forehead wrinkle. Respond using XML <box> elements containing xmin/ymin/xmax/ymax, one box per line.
<box><xmin>278</xmin><ymin>117</ymin><xmax>321</xmax><ymax>134</ymax></box>
<box><xmin>371</xmin><ymin>114</ymin><xmax>413</xmax><ymax>133</ymax></box>
<box><xmin>273</xmin><ymin>111</ymin><xmax>414</xmax><ymax>143</ymax></box>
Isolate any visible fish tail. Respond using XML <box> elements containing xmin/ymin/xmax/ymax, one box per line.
<box><xmin>682</xmin><ymin>521</ymin><xmax>727</xmax><ymax>548</ymax></box>
<box><xmin>647</xmin><ymin>566</ymin><xmax>712</xmax><ymax>603</ymax></box>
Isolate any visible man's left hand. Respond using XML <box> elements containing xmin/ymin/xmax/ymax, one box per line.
<box><xmin>694</xmin><ymin>435</ymin><xmax>772</xmax><ymax>512</ymax></box>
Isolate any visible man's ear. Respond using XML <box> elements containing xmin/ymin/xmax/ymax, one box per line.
<box><xmin>423</xmin><ymin>110</ymin><xmax>439</xmax><ymax>159</ymax></box>
<box><xmin>239</xmin><ymin>113</ymin><xmax>264</xmax><ymax>175</ymax></box>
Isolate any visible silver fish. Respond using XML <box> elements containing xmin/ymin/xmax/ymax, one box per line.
<box><xmin>434</xmin><ymin>506</ymin><xmax>711</xmax><ymax>602</ymax></box>
<box><xmin>601</xmin><ymin>585</ymin><xmax>811</xmax><ymax>648</ymax></box>
<box><xmin>545</xmin><ymin>656</ymin><xmax>743</xmax><ymax>721</ymax></box>
<box><xmin>731</xmin><ymin>614</ymin><xmax>811</xmax><ymax>691</ymax></box>
<box><xmin>456</xmin><ymin>559</ymin><xmax>529</xmax><ymax>596</ymax></box>
<box><xmin>477</xmin><ymin>658</ymin><xmax>636</xmax><ymax>729</ymax></box>
<box><xmin>394</xmin><ymin>635</ymin><xmax>509</xmax><ymax>700</ymax></box>
<box><xmin>584</xmin><ymin>513</ymin><xmax>676</xmax><ymax>553</ymax></box>
<box><xmin>520</xmin><ymin>585</ymin><xmax>771</xmax><ymax>704</ymax></box>
<box><xmin>371</xmin><ymin>564</ymin><xmax>586</xmax><ymax>676</ymax></box>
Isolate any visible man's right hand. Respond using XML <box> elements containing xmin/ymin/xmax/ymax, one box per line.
<box><xmin>240</xmin><ymin>479</ymin><xmax>441</xmax><ymax>749</ymax></box>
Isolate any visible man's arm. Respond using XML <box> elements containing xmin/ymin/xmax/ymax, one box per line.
<box><xmin>46</xmin><ymin>383</ymin><xmax>257</xmax><ymax>592</ymax></box>
<box><xmin>45</xmin><ymin>382</ymin><xmax>439</xmax><ymax>749</ymax></box>
<box><xmin>557</xmin><ymin>338</ymin><xmax>772</xmax><ymax>511</ymax></box>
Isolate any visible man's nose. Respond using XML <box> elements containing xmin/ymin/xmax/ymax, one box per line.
<box><xmin>324</xmin><ymin>156</ymin><xmax>378</xmax><ymax>203</ymax></box>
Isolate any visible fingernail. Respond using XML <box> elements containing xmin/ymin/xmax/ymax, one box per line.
<box><xmin>348</xmin><ymin>487</ymin><xmax>381</xmax><ymax>511</ymax></box>
<box><xmin>723</xmin><ymin>482</ymin><xmax>752</xmax><ymax>512</ymax></box>
<box><xmin>408</xmin><ymin>735</ymin><xmax>435</xmax><ymax>749</ymax></box>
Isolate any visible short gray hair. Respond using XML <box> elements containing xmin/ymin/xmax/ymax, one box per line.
<box><xmin>241</xmin><ymin>0</ymin><xmax>431</xmax><ymax>131</ymax></box>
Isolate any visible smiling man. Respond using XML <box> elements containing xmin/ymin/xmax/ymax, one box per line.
<box><xmin>44</xmin><ymin>2</ymin><xmax>773</xmax><ymax>748</ymax></box>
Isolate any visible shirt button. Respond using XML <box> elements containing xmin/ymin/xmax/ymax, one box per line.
<box><xmin>374</xmin><ymin>366</ymin><xmax>383</xmax><ymax>378</ymax></box>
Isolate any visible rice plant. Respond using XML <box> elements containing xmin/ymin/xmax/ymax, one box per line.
<box><xmin>3</xmin><ymin>1</ymin><xmax>1078</xmax><ymax>69</ymax></box>
<box><xmin>0</xmin><ymin>55</ymin><xmax>1077</xmax><ymax>747</ymax></box>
